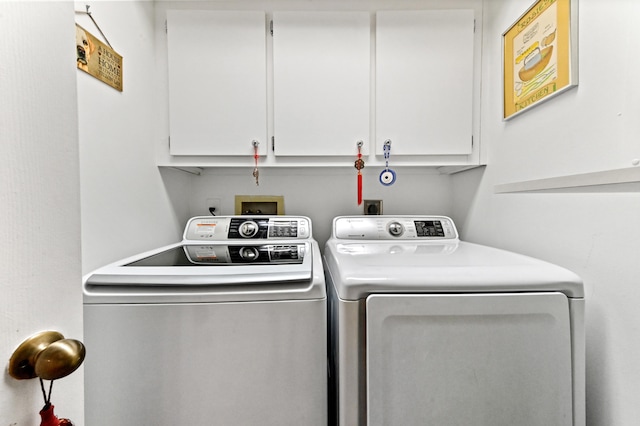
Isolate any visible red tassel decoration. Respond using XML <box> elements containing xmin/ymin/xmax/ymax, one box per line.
<box><xmin>354</xmin><ymin>141</ymin><xmax>365</xmax><ymax>205</ymax></box>
<box><xmin>39</xmin><ymin>404</ymin><xmax>73</xmax><ymax>426</ymax></box>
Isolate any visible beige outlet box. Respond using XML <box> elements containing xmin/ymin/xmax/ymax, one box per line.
<box><xmin>363</xmin><ymin>199</ymin><xmax>383</xmax><ymax>215</ymax></box>
<box><xmin>235</xmin><ymin>195</ymin><xmax>285</xmax><ymax>215</ymax></box>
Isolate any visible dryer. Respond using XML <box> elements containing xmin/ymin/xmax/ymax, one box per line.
<box><xmin>323</xmin><ymin>215</ymin><xmax>584</xmax><ymax>426</ymax></box>
<box><xmin>83</xmin><ymin>216</ymin><xmax>326</xmax><ymax>425</ymax></box>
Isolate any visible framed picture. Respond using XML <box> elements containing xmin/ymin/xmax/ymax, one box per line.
<box><xmin>503</xmin><ymin>0</ymin><xmax>578</xmax><ymax>120</ymax></box>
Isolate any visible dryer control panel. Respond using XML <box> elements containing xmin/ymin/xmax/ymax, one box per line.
<box><xmin>183</xmin><ymin>216</ymin><xmax>311</xmax><ymax>241</ymax></box>
<box><xmin>333</xmin><ymin>216</ymin><xmax>458</xmax><ymax>240</ymax></box>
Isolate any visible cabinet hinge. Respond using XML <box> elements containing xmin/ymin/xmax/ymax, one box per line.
<box><xmin>270</xmin><ymin>20</ymin><xmax>273</xmax><ymax>36</ymax></box>
<box><xmin>474</xmin><ymin>19</ymin><xmax>476</xmax><ymax>33</ymax></box>
<box><xmin>168</xmin><ymin>136</ymin><xmax>171</xmax><ymax>149</ymax></box>
<box><xmin>471</xmin><ymin>135</ymin><xmax>474</xmax><ymax>147</ymax></box>
<box><xmin>165</xmin><ymin>19</ymin><xmax>168</xmax><ymax>34</ymax></box>
<box><xmin>271</xmin><ymin>136</ymin><xmax>275</xmax><ymax>151</ymax></box>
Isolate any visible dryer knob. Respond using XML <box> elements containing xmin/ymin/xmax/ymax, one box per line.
<box><xmin>388</xmin><ymin>222</ymin><xmax>404</xmax><ymax>237</ymax></box>
<box><xmin>238</xmin><ymin>221</ymin><xmax>259</xmax><ymax>238</ymax></box>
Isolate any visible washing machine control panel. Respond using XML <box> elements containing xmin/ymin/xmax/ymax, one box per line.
<box><xmin>183</xmin><ymin>216</ymin><xmax>311</xmax><ymax>241</ymax></box>
<box><xmin>333</xmin><ymin>216</ymin><xmax>458</xmax><ymax>240</ymax></box>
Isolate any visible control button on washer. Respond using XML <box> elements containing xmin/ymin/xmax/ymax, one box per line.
<box><xmin>239</xmin><ymin>247</ymin><xmax>259</xmax><ymax>260</ymax></box>
<box><xmin>239</xmin><ymin>221</ymin><xmax>259</xmax><ymax>238</ymax></box>
<box><xmin>387</xmin><ymin>222</ymin><xmax>404</xmax><ymax>237</ymax></box>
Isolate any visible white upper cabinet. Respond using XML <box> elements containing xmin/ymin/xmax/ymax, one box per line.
<box><xmin>166</xmin><ymin>10</ymin><xmax>267</xmax><ymax>156</ymax></box>
<box><xmin>273</xmin><ymin>12</ymin><xmax>371</xmax><ymax>156</ymax></box>
<box><xmin>376</xmin><ymin>10</ymin><xmax>475</xmax><ymax>156</ymax></box>
<box><xmin>160</xmin><ymin>5</ymin><xmax>482</xmax><ymax>170</ymax></box>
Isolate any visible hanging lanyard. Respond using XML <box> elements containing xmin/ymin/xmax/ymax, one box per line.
<box><xmin>379</xmin><ymin>139</ymin><xmax>396</xmax><ymax>186</ymax></box>
<box><xmin>252</xmin><ymin>140</ymin><xmax>259</xmax><ymax>186</ymax></box>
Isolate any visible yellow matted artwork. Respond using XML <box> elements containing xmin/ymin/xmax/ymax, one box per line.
<box><xmin>503</xmin><ymin>0</ymin><xmax>578</xmax><ymax>120</ymax></box>
<box><xmin>75</xmin><ymin>24</ymin><xmax>123</xmax><ymax>92</ymax></box>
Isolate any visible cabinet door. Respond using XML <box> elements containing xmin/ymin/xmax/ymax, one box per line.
<box><xmin>167</xmin><ymin>11</ymin><xmax>267</xmax><ymax>156</ymax></box>
<box><xmin>376</xmin><ymin>10</ymin><xmax>475</xmax><ymax>156</ymax></box>
<box><xmin>273</xmin><ymin>12</ymin><xmax>370</xmax><ymax>156</ymax></box>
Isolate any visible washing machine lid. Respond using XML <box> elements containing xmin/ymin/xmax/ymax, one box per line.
<box><xmin>84</xmin><ymin>215</ymin><xmax>326</xmax><ymax>304</ymax></box>
<box><xmin>86</xmin><ymin>215</ymin><xmax>315</xmax><ymax>286</ymax></box>
<box><xmin>324</xmin><ymin>240</ymin><xmax>584</xmax><ymax>299</ymax></box>
<box><xmin>84</xmin><ymin>241</ymin><xmax>327</xmax><ymax>304</ymax></box>
<box><xmin>86</xmin><ymin>241</ymin><xmax>312</xmax><ymax>286</ymax></box>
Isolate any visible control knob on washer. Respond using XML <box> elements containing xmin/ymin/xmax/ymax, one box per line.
<box><xmin>238</xmin><ymin>221</ymin><xmax>259</xmax><ymax>238</ymax></box>
<box><xmin>239</xmin><ymin>247</ymin><xmax>260</xmax><ymax>261</ymax></box>
<box><xmin>388</xmin><ymin>222</ymin><xmax>404</xmax><ymax>237</ymax></box>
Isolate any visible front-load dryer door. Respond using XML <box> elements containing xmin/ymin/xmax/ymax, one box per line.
<box><xmin>366</xmin><ymin>292</ymin><xmax>573</xmax><ymax>426</ymax></box>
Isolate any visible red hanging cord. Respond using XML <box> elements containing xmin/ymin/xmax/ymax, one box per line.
<box><xmin>254</xmin><ymin>144</ymin><xmax>259</xmax><ymax>168</ymax></box>
<box><xmin>354</xmin><ymin>141</ymin><xmax>364</xmax><ymax>205</ymax></box>
<box><xmin>358</xmin><ymin>172</ymin><xmax>362</xmax><ymax>205</ymax></box>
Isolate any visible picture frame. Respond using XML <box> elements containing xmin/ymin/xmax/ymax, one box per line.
<box><xmin>502</xmin><ymin>0</ymin><xmax>578</xmax><ymax>120</ymax></box>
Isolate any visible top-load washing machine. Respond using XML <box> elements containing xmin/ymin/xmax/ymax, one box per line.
<box><xmin>83</xmin><ymin>215</ymin><xmax>327</xmax><ymax>425</ymax></box>
<box><xmin>323</xmin><ymin>215</ymin><xmax>585</xmax><ymax>426</ymax></box>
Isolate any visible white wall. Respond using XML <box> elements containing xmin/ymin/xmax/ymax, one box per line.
<box><xmin>454</xmin><ymin>0</ymin><xmax>640</xmax><ymax>424</ymax></box>
<box><xmin>0</xmin><ymin>2</ymin><xmax>84</xmax><ymax>423</ymax></box>
<box><xmin>76</xmin><ymin>1</ymin><xmax>190</xmax><ymax>274</ymax></box>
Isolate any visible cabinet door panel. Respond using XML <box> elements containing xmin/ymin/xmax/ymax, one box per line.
<box><xmin>376</xmin><ymin>10</ymin><xmax>474</xmax><ymax>156</ymax></box>
<box><xmin>167</xmin><ymin>11</ymin><xmax>267</xmax><ymax>156</ymax></box>
<box><xmin>273</xmin><ymin>12</ymin><xmax>370</xmax><ymax>156</ymax></box>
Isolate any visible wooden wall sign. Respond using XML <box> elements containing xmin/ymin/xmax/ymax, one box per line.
<box><xmin>75</xmin><ymin>24</ymin><xmax>123</xmax><ymax>92</ymax></box>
